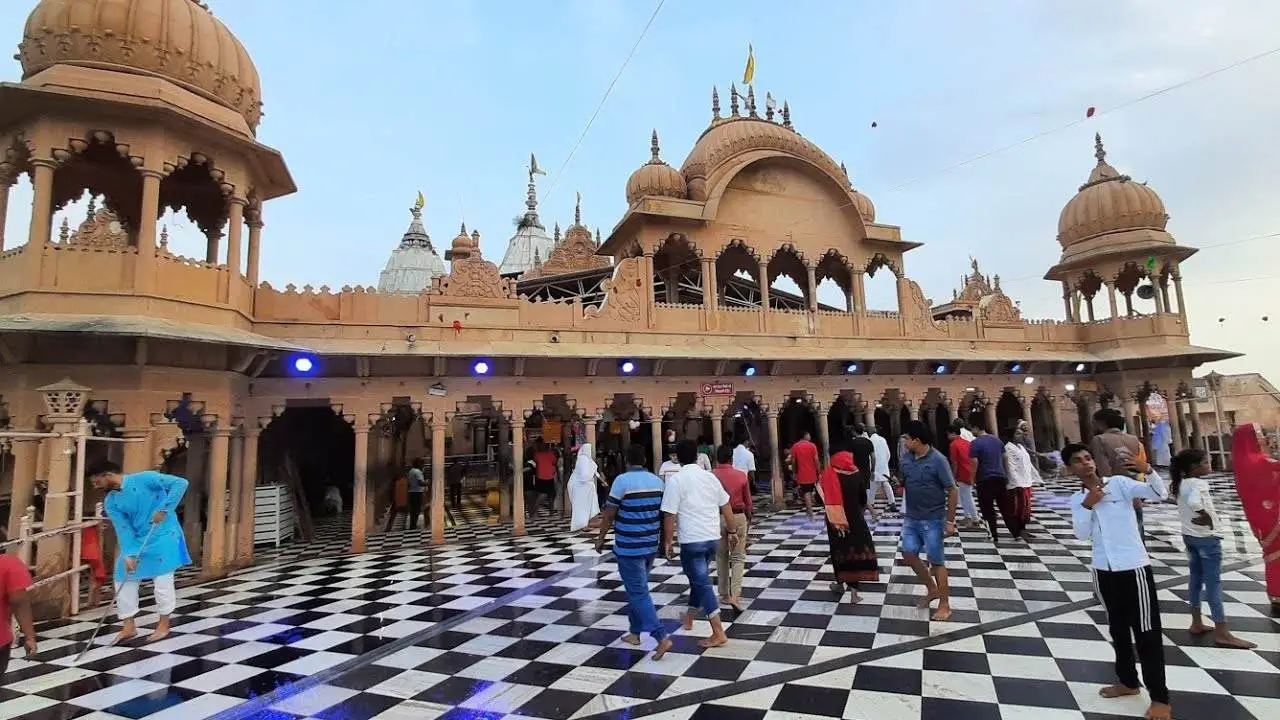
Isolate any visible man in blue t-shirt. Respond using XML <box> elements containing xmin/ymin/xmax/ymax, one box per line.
<box><xmin>899</xmin><ymin>420</ymin><xmax>958</xmax><ymax>621</ymax></box>
<box><xmin>969</xmin><ymin>422</ymin><xmax>1009</xmax><ymax>542</ymax></box>
<box><xmin>595</xmin><ymin>444</ymin><xmax>672</xmax><ymax>659</ymax></box>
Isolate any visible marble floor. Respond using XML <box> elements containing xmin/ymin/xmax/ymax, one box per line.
<box><xmin>2</xmin><ymin>473</ymin><xmax>1275</xmax><ymax>720</ymax></box>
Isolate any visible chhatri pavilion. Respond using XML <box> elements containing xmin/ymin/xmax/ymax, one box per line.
<box><xmin>0</xmin><ymin>0</ymin><xmax>1235</xmax><ymax>594</ymax></box>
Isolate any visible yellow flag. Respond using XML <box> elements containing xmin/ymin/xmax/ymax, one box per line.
<box><xmin>743</xmin><ymin>43</ymin><xmax>755</xmax><ymax>85</ymax></box>
<box><xmin>415</xmin><ymin>191</ymin><xmax>425</xmax><ymax>211</ymax></box>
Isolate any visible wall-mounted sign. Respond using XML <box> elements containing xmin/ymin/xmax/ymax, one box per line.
<box><xmin>1076</xmin><ymin>379</ymin><xmax>1098</xmax><ymax>393</ymax></box>
<box><xmin>700</xmin><ymin>382</ymin><xmax>734</xmax><ymax>398</ymax></box>
<box><xmin>428</xmin><ymin>382</ymin><xmax>447</xmax><ymax>397</ymax></box>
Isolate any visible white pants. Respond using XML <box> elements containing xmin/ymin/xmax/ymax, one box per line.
<box><xmin>867</xmin><ymin>476</ymin><xmax>897</xmax><ymax>506</ymax></box>
<box><xmin>115</xmin><ymin>573</ymin><xmax>177</xmax><ymax>619</ymax></box>
<box><xmin>958</xmin><ymin>483</ymin><xmax>979</xmax><ymax>520</ymax></box>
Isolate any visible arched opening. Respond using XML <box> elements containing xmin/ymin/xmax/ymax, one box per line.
<box><xmin>960</xmin><ymin>392</ymin><xmax>986</xmax><ymax>431</ymax></box>
<box><xmin>864</xmin><ymin>255</ymin><xmax>899</xmax><ymax>314</ymax></box>
<box><xmin>51</xmin><ymin>136</ymin><xmax>143</xmax><ymax>241</ymax></box>
<box><xmin>595</xmin><ymin>394</ymin><xmax>655</xmax><ymax>481</ymax></box>
<box><xmin>523</xmin><ymin>394</ymin><xmax>585</xmax><ymax>523</ymax></box>
<box><xmin>995</xmin><ymin>390</ymin><xmax>1023</xmax><ymax>439</ymax></box>
<box><xmin>827</xmin><ymin>394</ymin><xmax>858</xmax><ymax>452</ymax></box>
<box><xmin>779</xmin><ymin>393</ymin><xmax>820</xmax><ymax>492</ymax></box>
<box><xmin>156</xmin><ymin>395</ymin><xmax>213</xmax><ymax>557</ymax></box>
<box><xmin>723</xmin><ymin>395</ymin><xmax>767</xmax><ymax>492</ymax></box>
<box><xmin>447</xmin><ymin>396</ymin><xmax>511</xmax><ymax>528</ymax></box>
<box><xmin>873</xmin><ymin>390</ymin><xmax>909</xmax><ymax>472</ymax></box>
<box><xmin>1076</xmin><ymin>271</ymin><xmax>1104</xmax><ymax>322</ymax></box>
<box><xmin>159</xmin><ymin>155</ymin><xmax>232</xmax><ymax>265</ymax></box>
<box><xmin>652</xmin><ymin>235</ymin><xmax>703</xmax><ymax>305</ymax></box>
<box><xmin>259</xmin><ymin>402</ymin><xmax>355</xmax><ymax>543</ymax></box>
<box><xmin>816</xmin><ymin>251</ymin><xmax>853</xmax><ymax>312</ymax></box>
<box><xmin>1031</xmin><ymin>391</ymin><xmax>1059</xmax><ymax>451</ymax></box>
<box><xmin>918</xmin><ymin>390</ymin><xmax>952</xmax><ymax>447</ymax></box>
<box><xmin>716</xmin><ymin>240</ymin><xmax>762</xmax><ymax>309</ymax></box>
<box><xmin>767</xmin><ymin>247</ymin><xmax>809</xmax><ymax>310</ymax></box>
<box><xmin>1115</xmin><ymin>262</ymin><xmax>1156</xmax><ymax>317</ymax></box>
<box><xmin>1075</xmin><ymin>396</ymin><xmax>1093</xmax><ymax>445</ymax></box>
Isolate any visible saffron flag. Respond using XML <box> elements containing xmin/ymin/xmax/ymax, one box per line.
<box><xmin>743</xmin><ymin>44</ymin><xmax>755</xmax><ymax>85</ymax></box>
<box><xmin>415</xmin><ymin>192</ymin><xmax>425</xmax><ymax>211</ymax></box>
<box><xmin>1086</xmin><ymin>106</ymin><xmax>1096</xmax><ymax>118</ymax></box>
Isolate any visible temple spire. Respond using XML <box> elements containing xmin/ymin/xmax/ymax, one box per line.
<box><xmin>782</xmin><ymin>100</ymin><xmax>792</xmax><ymax>129</ymax></box>
<box><xmin>1094</xmin><ymin>132</ymin><xmax>1107</xmax><ymax>164</ymax></box>
<box><xmin>650</xmin><ymin>129</ymin><xmax>661</xmax><ymax>162</ymax></box>
<box><xmin>574</xmin><ymin>191</ymin><xmax>582</xmax><ymax>226</ymax></box>
<box><xmin>746</xmin><ymin>86</ymin><xmax>758</xmax><ymax>118</ymax></box>
<box><xmin>729</xmin><ymin>83</ymin><xmax>740</xmax><ymax>116</ymax></box>
<box><xmin>711</xmin><ymin>87</ymin><xmax>720</xmax><ymax>120</ymax></box>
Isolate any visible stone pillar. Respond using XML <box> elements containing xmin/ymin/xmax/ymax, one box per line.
<box><xmin>642</xmin><ymin>251</ymin><xmax>656</xmax><ymax>328</ymax></box>
<box><xmin>5</xmin><ymin>440</ymin><xmax>39</xmax><ymax>539</ymax></box>
<box><xmin>1152</xmin><ymin>281</ymin><xmax>1167</xmax><ymax>314</ymax></box>
<box><xmin>1085</xmin><ymin>297</ymin><xmax>1096</xmax><ymax>322</ymax></box>
<box><xmin>1186</xmin><ymin>398</ymin><xmax>1205</xmax><ymax>451</ymax></box>
<box><xmin>1071</xmin><ymin>292</ymin><xmax>1082</xmax><ymax>323</ymax></box>
<box><xmin>33</xmin><ymin>417</ymin><xmax>77</xmax><ymax>618</ymax></box>
<box><xmin>135</xmin><ymin>170</ymin><xmax>162</xmax><ymax>293</ymax></box>
<box><xmin>701</xmin><ymin>256</ymin><xmax>716</xmax><ymax>314</ymax></box>
<box><xmin>225</xmin><ymin>197</ymin><xmax>246</xmax><ymax>304</ymax></box>
<box><xmin>225</xmin><ymin>429</ymin><xmax>244</xmax><ymax>566</ymax></box>
<box><xmin>651</xmin><ymin>414</ymin><xmax>664</xmax><ymax>474</ymax></box>
<box><xmin>430</xmin><ymin>420</ymin><xmax>446</xmax><ymax>545</ymax></box>
<box><xmin>246</xmin><ymin>219</ymin><xmax>263</xmax><ymax>291</ymax></box>
<box><xmin>1167</xmin><ymin>399</ymin><xmax>1185</xmax><ymax>454</ymax></box>
<box><xmin>766</xmin><ymin>408</ymin><xmax>783</xmax><ymax>508</ymax></box>
<box><xmin>1173</xmin><ymin>275</ymin><xmax>1187</xmax><ymax>319</ymax></box>
<box><xmin>1062</xmin><ymin>282</ymin><xmax>1073</xmax><ymax>321</ymax></box>
<box><xmin>1019</xmin><ymin>395</ymin><xmax>1035</xmax><ymax>449</ymax></box>
<box><xmin>585</xmin><ymin>418</ymin><xmax>598</xmax><ymax>452</ymax></box>
<box><xmin>511</xmin><ymin>422</ymin><xmax>526</xmax><ymax>536</ymax></box>
<box><xmin>237</xmin><ymin>427</ymin><xmax>260</xmax><ymax>565</ymax></box>
<box><xmin>121</xmin><ymin>427</ymin><xmax>154</xmax><ymax>473</ymax></box>
<box><xmin>0</xmin><ymin>176</ymin><xmax>12</xmax><ymax>251</ymax></box>
<box><xmin>1106</xmin><ymin>281</ymin><xmax>1119</xmax><ymax>319</ymax></box>
<box><xmin>22</xmin><ymin>159</ymin><xmax>56</xmax><ymax>282</ymax></box>
<box><xmin>202</xmin><ymin>427</ymin><xmax>231</xmax><ymax>576</ymax></box>
<box><xmin>758</xmin><ymin>259</ymin><xmax>770</xmax><ymax>332</ymax></box>
<box><xmin>983</xmin><ymin>400</ymin><xmax>998</xmax><ymax>436</ymax></box>
<box><xmin>711</xmin><ymin>408</ymin><xmax>724</xmax><ymax>450</ymax></box>
<box><xmin>816</xmin><ymin>403</ymin><xmax>831</xmax><ymax>464</ymax></box>
<box><xmin>205</xmin><ymin>230</ymin><xmax>222</xmax><ymax>265</ymax></box>
<box><xmin>351</xmin><ymin>421</ymin><xmax>370</xmax><ymax>553</ymax></box>
<box><xmin>1122</xmin><ymin>399</ymin><xmax>1139</xmax><ymax>436</ymax></box>
<box><xmin>805</xmin><ymin>262</ymin><xmax>818</xmax><ymax>313</ymax></box>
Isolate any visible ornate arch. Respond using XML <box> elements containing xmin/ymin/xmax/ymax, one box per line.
<box><xmin>864</xmin><ymin>252</ymin><xmax>902</xmax><ymax>278</ymax></box>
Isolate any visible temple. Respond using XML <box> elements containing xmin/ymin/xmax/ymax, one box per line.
<box><xmin>0</xmin><ymin>0</ymin><xmax>1236</xmax><ymax>598</ymax></box>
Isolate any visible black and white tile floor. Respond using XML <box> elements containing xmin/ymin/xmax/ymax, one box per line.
<box><xmin>2</xmin><ymin>474</ymin><xmax>1275</xmax><ymax>720</ymax></box>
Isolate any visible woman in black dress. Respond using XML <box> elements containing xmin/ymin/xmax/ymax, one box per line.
<box><xmin>819</xmin><ymin>450</ymin><xmax>880</xmax><ymax>603</ymax></box>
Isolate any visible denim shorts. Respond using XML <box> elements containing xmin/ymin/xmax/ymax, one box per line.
<box><xmin>901</xmin><ymin>517</ymin><xmax>946</xmax><ymax>564</ymax></box>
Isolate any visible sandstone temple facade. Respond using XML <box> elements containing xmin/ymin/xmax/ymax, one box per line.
<box><xmin>0</xmin><ymin>0</ymin><xmax>1234</xmax><ymax>598</ymax></box>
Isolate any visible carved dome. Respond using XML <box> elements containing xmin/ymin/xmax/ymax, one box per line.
<box><xmin>626</xmin><ymin>130</ymin><xmax>686</xmax><ymax>204</ymax></box>
<box><xmin>451</xmin><ymin>224</ymin><xmax>474</xmax><ymax>260</ymax></box>
<box><xmin>1057</xmin><ymin>134</ymin><xmax>1168</xmax><ymax>248</ymax></box>
<box><xmin>18</xmin><ymin>0</ymin><xmax>263</xmax><ymax>132</ymax></box>
<box><xmin>681</xmin><ymin>90</ymin><xmax>846</xmax><ymax>201</ymax></box>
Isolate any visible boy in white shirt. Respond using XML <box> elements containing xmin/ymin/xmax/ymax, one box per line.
<box><xmin>1064</xmin><ymin>443</ymin><xmax>1170</xmax><ymax>720</ymax></box>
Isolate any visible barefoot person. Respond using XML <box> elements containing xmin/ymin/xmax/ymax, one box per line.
<box><xmin>1172</xmin><ymin>448</ymin><xmax>1255</xmax><ymax>648</ymax></box>
<box><xmin>789</xmin><ymin>432</ymin><xmax>821</xmax><ymax>522</ymax></box>
<box><xmin>1232</xmin><ymin>423</ymin><xmax>1280</xmax><ymax>616</ymax></box>
<box><xmin>820</xmin><ymin>450</ymin><xmax>879</xmax><ymax>603</ymax></box>
<box><xmin>1064</xmin><ymin>443</ymin><xmax>1171</xmax><ymax>720</ymax></box>
<box><xmin>662</xmin><ymin>440</ymin><xmax>737</xmax><ymax>648</ymax></box>
<box><xmin>596</xmin><ymin>445</ymin><xmax>672</xmax><ymax>659</ymax></box>
<box><xmin>898</xmin><ymin>420</ymin><xmax>958</xmax><ymax>621</ymax></box>
<box><xmin>0</xmin><ymin>537</ymin><xmax>36</xmax><ymax>674</ymax></box>
<box><xmin>87</xmin><ymin>460</ymin><xmax>191</xmax><ymax>644</ymax></box>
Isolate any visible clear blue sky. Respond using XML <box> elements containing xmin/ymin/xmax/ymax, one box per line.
<box><xmin>3</xmin><ymin>0</ymin><xmax>1278</xmax><ymax>380</ymax></box>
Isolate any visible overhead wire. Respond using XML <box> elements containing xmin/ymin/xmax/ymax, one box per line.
<box><xmin>540</xmin><ymin>0</ymin><xmax>667</xmax><ymax>206</ymax></box>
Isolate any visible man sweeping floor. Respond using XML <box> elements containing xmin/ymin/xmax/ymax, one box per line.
<box><xmin>87</xmin><ymin>460</ymin><xmax>191</xmax><ymax>644</ymax></box>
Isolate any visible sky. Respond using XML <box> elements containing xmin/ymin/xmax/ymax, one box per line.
<box><xmin>3</xmin><ymin>0</ymin><xmax>1279</xmax><ymax>381</ymax></box>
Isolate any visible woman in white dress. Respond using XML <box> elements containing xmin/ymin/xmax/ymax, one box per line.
<box><xmin>569</xmin><ymin>443</ymin><xmax>602</xmax><ymax>532</ymax></box>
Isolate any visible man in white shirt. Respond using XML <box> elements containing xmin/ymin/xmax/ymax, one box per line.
<box><xmin>1064</xmin><ymin>443</ymin><xmax>1171</xmax><ymax>720</ymax></box>
<box><xmin>662</xmin><ymin>440</ymin><xmax>737</xmax><ymax>649</ymax></box>
<box><xmin>658</xmin><ymin>444</ymin><xmax>682</xmax><ymax>483</ymax></box>
<box><xmin>732</xmin><ymin>441</ymin><xmax>757</xmax><ymax>494</ymax></box>
<box><xmin>868</xmin><ymin>429</ymin><xmax>896</xmax><ymax>513</ymax></box>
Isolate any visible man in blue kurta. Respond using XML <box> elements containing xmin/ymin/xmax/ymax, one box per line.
<box><xmin>87</xmin><ymin>460</ymin><xmax>191</xmax><ymax>643</ymax></box>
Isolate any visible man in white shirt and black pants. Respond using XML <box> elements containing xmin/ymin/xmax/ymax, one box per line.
<box><xmin>1064</xmin><ymin>442</ymin><xmax>1171</xmax><ymax>720</ymax></box>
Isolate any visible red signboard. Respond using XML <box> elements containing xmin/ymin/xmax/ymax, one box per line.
<box><xmin>700</xmin><ymin>382</ymin><xmax>734</xmax><ymax>398</ymax></box>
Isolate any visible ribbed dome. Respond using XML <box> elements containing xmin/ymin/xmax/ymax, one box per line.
<box><xmin>1057</xmin><ymin>134</ymin><xmax>1168</xmax><ymax>248</ymax></box>
<box><xmin>626</xmin><ymin>130</ymin><xmax>686</xmax><ymax>205</ymax></box>
<box><xmin>450</xmin><ymin>223</ymin><xmax>474</xmax><ymax>259</ymax></box>
<box><xmin>838</xmin><ymin>162</ymin><xmax>876</xmax><ymax>224</ymax></box>
<box><xmin>18</xmin><ymin>0</ymin><xmax>263</xmax><ymax>132</ymax></box>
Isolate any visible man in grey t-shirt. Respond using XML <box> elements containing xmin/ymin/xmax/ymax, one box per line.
<box><xmin>407</xmin><ymin>458</ymin><xmax>426</xmax><ymax>530</ymax></box>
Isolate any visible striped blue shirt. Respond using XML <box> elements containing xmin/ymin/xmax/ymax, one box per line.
<box><xmin>606</xmin><ymin>468</ymin><xmax>664</xmax><ymax>557</ymax></box>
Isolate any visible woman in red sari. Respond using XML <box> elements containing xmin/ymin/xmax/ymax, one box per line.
<box><xmin>1232</xmin><ymin>423</ymin><xmax>1280</xmax><ymax>615</ymax></box>
<box><xmin>819</xmin><ymin>450</ymin><xmax>880</xmax><ymax>604</ymax></box>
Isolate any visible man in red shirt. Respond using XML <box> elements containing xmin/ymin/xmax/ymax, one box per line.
<box><xmin>713</xmin><ymin>444</ymin><xmax>752</xmax><ymax>611</ymax></box>
<box><xmin>531</xmin><ymin>439</ymin><xmax>559</xmax><ymax>517</ymax></box>
<box><xmin>789</xmin><ymin>432</ymin><xmax>821</xmax><ymax>522</ymax></box>
<box><xmin>947</xmin><ymin>421</ymin><xmax>981</xmax><ymax>529</ymax></box>
<box><xmin>0</xmin><ymin>548</ymin><xmax>36</xmax><ymax>674</ymax></box>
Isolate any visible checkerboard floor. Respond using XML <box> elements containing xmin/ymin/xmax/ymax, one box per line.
<box><xmin>2</xmin><ymin>474</ymin><xmax>1274</xmax><ymax>720</ymax></box>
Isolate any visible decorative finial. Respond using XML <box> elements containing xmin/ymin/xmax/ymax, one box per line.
<box><xmin>160</xmin><ymin>226</ymin><xmax>169</xmax><ymax>248</ymax></box>
<box><xmin>1094</xmin><ymin>132</ymin><xmax>1106</xmax><ymax>164</ymax></box>
<box><xmin>533</xmin><ymin>248</ymin><xmax>542</xmax><ymax>267</ymax></box>
<box><xmin>711</xmin><ymin>87</ymin><xmax>721</xmax><ymax>120</ymax></box>
<box><xmin>650</xmin><ymin>129</ymin><xmax>661</xmax><ymax>162</ymax></box>
<box><xmin>994</xmin><ymin>274</ymin><xmax>1002</xmax><ymax>292</ymax></box>
<box><xmin>729</xmin><ymin>83</ymin><xmax>740</xmax><ymax>116</ymax></box>
<box><xmin>59</xmin><ymin>217</ymin><xmax>70</xmax><ymax>242</ymax></box>
<box><xmin>86</xmin><ymin>195</ymin><xmax>97</xmax><ymax>219</ymax></box>
<box><xmin>781</xmin><ymin>101</ymin><xmax>791</xmax><ymax>129</ymax></box>
<box><xmin>459</xmin><ymin>221</ymin><xmax>467</xmax><ymax>235</ymax></box>
<box><xmin>574</xmin><ymin>191</ymin><xmax>582</xmax><ymax>225</ymax></box>
<box><xmin>554</xmin><ymin>222</ymin><xmax>561</xmax><ymax>243</ymax></box>
<box><xmin>595</xmin><ymin>227</ymin><xmax>602</xmax><ymax>246</ymax></box>
<box><xmin>746</xmin><ymin>86</ymin><xmax>758</xmax><ymax>118</ymax></box>
<box><xmin>765</xmin><ymin>92</ymin><xmax>776</xmax><ymax>121</ymax></box>
<box><xmin>840</xmin><ymin>161</ymin><xmax>848</xmax><ymax>179</ymax></box>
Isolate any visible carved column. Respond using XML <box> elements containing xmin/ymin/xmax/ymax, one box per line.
<box><xmin>136</xmin><ymin>169</ymin><xmax>162</xmax><ymax>294</ymax></box>
<box><xmin>1152</xmin><ymin>281</ymin><xmax>1167</xmax><ymax>314</ymax></box>
<box><xmin>766</xmin><ymin>408</ymin><xmax>784</xmax><ymax>508</ymax></box>
<box><xmin>585</xmin><ymin>419</ymin><xmax>598</xmax><ymax>455</ymax></box>
<box><xmin>1019</xmin><ymin>395</ymin><xmax>1035</xmax><ymax>450</ymax></box>
<box><xmin>430</xmin><ymin>420</ymin><xmax>446</xmax><ymax>545</ymax></box>
<box><xmin>225</xmin><ymin>197</ymin><xmax>246</xmax><ymax>304</ymax></box>
<box><xmin>1173</xmin><ymin>275</ymin><xmax>1187</xmax><ymax>319</ymax></box>
<box><xmin>1085</xmin><ymin>296</ymin><xmax>1096</xmax><ymax>322</ymax></box>
<box><xmin>237</xmin><ymin>427</ymin><xmax>260</xmax><ymax>565</ymax></box>
<box><xmin>22</xmin><ymin>159</ymin><xmax>57</xmax><ymax>282</ymax></box>
<box><xmin>33</xmin><ymin>417</ymin><xmax>77</xmax><ymax>617</ymax></box>
<box><xmin>757</xmin><ymin>259</ymin><xmax>770</xmax><ymax>333</ymax></box>
<box><xmin>711</xmin><ymin>407</ymin><xmax>724</xmax><ymax>449</ymax></box>
<box><xmin>1122</xmin><ymin>399</ymin><xmax>1140</xmax><ymax>436</ymax></box>
<box><xmin>5</xmin><ymin>439</ymin><xmax>38</xmax><ymax>539</ymax></box>
<box><xmin>1061</xmin><ymin>281</ymin><xmax>1074</xmax><ymax>321</ymax></box>
<box><xmin>983</xmin><ymin>400</ymin><xmax>998</xmax><ymax>436</ymax></box>
<box><xmin>121</xmin><ymin>427</ymin><xmax>154</xmax><ymax>473</ymax></box>
<box><xmin>642</xmin><ymin>251</ymin><xmax>656</xmax><ymax>328</ymax></box>
<box><xmin>701</xmin><ymin>255</ymin><xmax>716</xmax><ymax>327</ymax></box>
<box><xmin>816</xmin><ymin>402</ymin><xmax>831</xmax><ymax>464</ymax></box>
<box><xmin>805</xmin><ymin>262</ymin><xmax>818</xmax><ymax>313</ymax></box>
<box><xmin>224</xmin><ymin>427</ymin><xmax>245</xmax><ymax>566</ymax></box>
<box><xmin>852</xmin><ymin>271</ymin><xmax>866</xmax><ymax>313</ymax></box>
<box><xmin>512</xmin><ymin>421</ymin><xmax>525</xmax><ymax>536</ymax></box>
<box><xmin>1167</xmin><ymin>399</ymin><xmax>1185</xmax><ymax>454</ymax></box>
<box><xmin>202</xmin><ymin>426</ymin><xmax>231</xmax><ymax>576</ymax></box>
<box><xmin>1186</xmin><ymin>397</ymin><xmax>1205</xmax><ymax>451</ymax></box>
<box><xmin>205</xmin><ymin>229</ymin><xmax>222</xmax><ymax>265</ymax></box>
<box><xmin>651</xmin><ymin>414</ymin><xmax>664</xmax><ymax>474</ymax></box>
<box><xmin>1105</xmin><ymin>281</ymin><xmax>1119</xmax><ymax>319</ymax></box>
<box><xmin>0</xmin><ymin>175</ymin><xmax>12</xmax><ymax>251</ymax></box>
<box><xmin>351</xmin><ymin>419</ymin><xmax>370</xmax><ymax>553</ymax></box>
<box><xmin>863</xmin><ymin>404</ymin><xmax>875</xmax><ymax>429</ymax></box>
<box><xmin>246</xmin><ymin>217</ymin><xmax>263</xmax><ymax>291</ymax></box>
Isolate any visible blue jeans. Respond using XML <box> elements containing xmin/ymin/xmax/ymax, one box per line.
<box><xmin>901</xmin><ymin>517</ymin><xmax>946</xmax><ymax>564</ymax></box>
<box><xmin>1185</xmin><ymin>534</ymin><xmax>1224</xmax><ymax>623</ymax></box>
<box><xmin>680</xmin><ymin>540</ymin><xmax>720</xmax><ymax>619</ymax></box>
<box><xmin>616</xmin><ymin>554</ymin><xmax>667</xmax><ymax>641</ymax></box>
